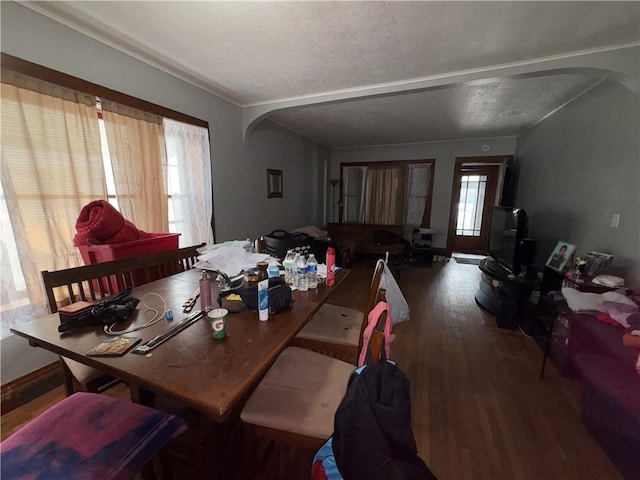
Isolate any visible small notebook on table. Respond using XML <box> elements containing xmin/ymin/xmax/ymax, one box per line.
<box><xmin>86</xmin><ymin>336</ymin><xmax>141</xmax><ymax>357</ymax></box>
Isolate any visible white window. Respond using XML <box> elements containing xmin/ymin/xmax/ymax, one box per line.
<box><xmin>456</xmin><ymin>174</ymin><xmax>487</xmax><ymax>237</ymax></box>
<box><xmin>163</xmin><ymin>119</ymin><xmax>214</xmax><ymax>247</ymax></box>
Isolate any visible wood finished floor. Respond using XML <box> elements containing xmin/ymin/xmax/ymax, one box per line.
<box><xmin>328</xmin><ymin>258</ymin><xmax>621</xmax><ymax>480</ymax></box>
<box><xmin>1</xmin><ymin>258</ymin><xmax>622</xmax><ymax>479</ymax></box>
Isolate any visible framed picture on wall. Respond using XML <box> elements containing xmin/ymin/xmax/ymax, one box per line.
<box><xmin>267</xmin><ymin>169</ymin><xmax>283</xmax><ymax>198</ymax></box>
<box><xmin>545</xmin><ymin>241</ymin><xmax>576</xmax><ymax>272</ymax></box>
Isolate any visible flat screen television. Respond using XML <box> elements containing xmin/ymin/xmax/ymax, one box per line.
<box><xmin>488</xmin><ymin>206</ymin><xmax>528</xmax><ymax>275</ymax></box>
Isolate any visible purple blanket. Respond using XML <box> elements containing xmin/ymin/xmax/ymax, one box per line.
<box><xmin>1</xmin><ymin>392</ymin><xmax>186</xmax><ymax>480</ymax></box>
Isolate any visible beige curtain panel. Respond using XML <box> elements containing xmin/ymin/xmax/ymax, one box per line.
<box><xmin>364</xmin><ymin>167</ymin><xmax>406</xmax><ymax>224</ymax></box>
<box><xmin>1</xmin><ymin>77</ymin><xmax>105</xmax><ymax>317</ymax></box>
<box><xmin>101</xmin><ymin>100</ymin><xmax>168</xmax><ymax>233</ymax></box>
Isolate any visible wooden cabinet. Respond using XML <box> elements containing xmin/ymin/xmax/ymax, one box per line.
<box><xmin>547</xmin><ymin>303</ymin><xmax>582</xmax><ymax>378</ymax></box>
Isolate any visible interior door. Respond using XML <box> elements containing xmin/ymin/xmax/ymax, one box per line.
<box><xmin>448</xmin><ymin>164</ymin><xmax>500</xmax><ymax>254</ymax></box>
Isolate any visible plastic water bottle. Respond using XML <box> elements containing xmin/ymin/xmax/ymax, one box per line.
<box><xmin>297</xmin><ymin>254</ymin><xmax>308</xmax><ymax>291</ymax></box>
<box><xmin>268</xmin><ymin>261</ymin><xmax>280</xmax><ymax>279</ymax></box>
<box><xmin>292</xmin><ymin>253</ymin><xmax>301</xmax><ymax>288</ymax></box>
<box><xmin>307</xmin><ymin>254</ymin><xmax>318</xmax><ymax>289</ymax></box>
<box><xmin>283</xmin><ymin>250</ymin><xmax>295</xmax><ymax>285</ymax></box>
<box><xmin>245</xmin><ymin>238</ymin><xmax>255</xmax><ymax>253</ymax></box>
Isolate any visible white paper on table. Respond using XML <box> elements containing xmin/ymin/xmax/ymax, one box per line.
<box><xmin>242</xmin><ymin>253</ymin><xmax>275</xmax><ymax>271</ymax></box>
<box><xmin>317</xmin><ymin>264</ymin><xmax>327</xmax><ymax>279</ymax></box>
<box><xmin>194</xmin><ymin>242</ymin><xmax>277</xmax><ymax>276</ymax></box>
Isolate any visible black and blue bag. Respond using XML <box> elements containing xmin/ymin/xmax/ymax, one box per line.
<box><xmin>217</xmin><ymin>277</ymin><xmax>293</xmax><ymax>315</ymax></box>
<box><xmin>312</xmin><ymin>343</ymin><xmax>436</xmax><ymax>480</ymax></box>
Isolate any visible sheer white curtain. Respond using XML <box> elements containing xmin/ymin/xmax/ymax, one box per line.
<box><xmin>405</xmin><ymin>163</ymin><xmax>432</xmax><ymax>227</ymax></box>
<box><xmin>163</xmin><ymin>119</ymin><xmax>213</xmax><ymax>246</ymax></box>
<box><xmin>0</xmin><ymin>71</ymin><xmax>105</xmax><ymax>338</ymax></box>
<box><xmin>342</xmin><ymin>166</ymin><xmax>366</xmax><ymax>223</ymax></box>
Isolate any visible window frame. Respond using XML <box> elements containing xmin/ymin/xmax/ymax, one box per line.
<box><xmin>1</xmin><ymin>53</ymin><xmax>207</xmax><ymax>127</ymax></box>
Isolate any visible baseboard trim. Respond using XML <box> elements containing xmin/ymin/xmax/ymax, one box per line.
<box><xmin>1</xmin><ymin>361</ymin><xmax>64</xmax><ymax>414</ymax></box>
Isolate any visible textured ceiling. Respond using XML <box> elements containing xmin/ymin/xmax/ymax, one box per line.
<box><xmin>269</xmin><ymin>73</ymin><xmax>602</xmax><ymax>147</ymax></box>
<box><xmin>25</xmin><ymin>1</ymin><xmax>640</xmax><ymax>147</ymax></box>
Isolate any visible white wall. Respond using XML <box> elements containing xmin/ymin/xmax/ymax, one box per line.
<box><xmin>515</xmin><ymin>80</ymin><xmax>640</xmax><ymax>289</ymax></box>
<box><xmin>331</xmin><ymin>137</ymin><xmax>518</xmax><ymax>248</ymax></box>
<box><xmin>0</xmin><ymin>1</ymin><xmax>326</xmax><ymax>382</ymax></box>
<box><xmin>244</xmin><ymin>121</ymin><xmax>328</xmax><ymax>237</ymax></box>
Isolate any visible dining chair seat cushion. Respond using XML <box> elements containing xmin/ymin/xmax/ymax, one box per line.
<box><xmin>241</xmin><ymin>346</ymin><xmax>354</xmax><ymax>440</ymax></box>
<box><xmin>295</xmin><ymin>303</ymin><xmax>364</xmax><ymax>347</ymax></box>
<box><xmin>63</xmin><ymin>357</ymin><xmax>104</xmax><ymax>384</ymax></box>
<box><xmin>0</xmin><ymin>392</ymin><xmax>187</xmax><ymax>480</ymax></box>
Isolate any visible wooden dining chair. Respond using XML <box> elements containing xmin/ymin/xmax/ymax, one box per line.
<box><xmin>136</xmin><ymin>243</ymin><xmax>204</xmax><ymax>282</ymax></box>
<box><xmin>240</xmin><ymin>288</ymin><xmax>389</xmax><ymax>477</ymax></box>
<box><xmin>41</xmin><ymin>243</ymin><xmax>205</xmax><ymax>396</ymax></box>
<box><xmin>41</xmin><ymin>256</ymin><xmax>148</xmax><ymax>396</ymax></box>
<box><xmin>293</xmin><ymin>260</ymin><xmax>385</xmax><ymax>364</ymax></box>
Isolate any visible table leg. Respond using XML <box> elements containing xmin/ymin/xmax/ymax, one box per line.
<box><xmin>539</xmin><ymin>313</ymin><xmax>555</xmax><ymax>379</ymax></box>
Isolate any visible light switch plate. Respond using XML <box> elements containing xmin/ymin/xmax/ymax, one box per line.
<box><xmin>611</xmin><ymin>213</ymin><xmax>621</xmax><ymax>228</ymax></box>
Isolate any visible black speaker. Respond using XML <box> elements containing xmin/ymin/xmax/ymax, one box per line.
<box><xmin>525</xmin><ymin>264</ymin><xmax>538</xmax><ymax>279</ymax></box>
<box><xmin>519</xmin><ymin>238</ymin><xmax>536</xmax><ymax>266</ymax></box>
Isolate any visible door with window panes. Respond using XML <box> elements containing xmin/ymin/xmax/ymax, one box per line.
<box><xmin>449</xmin><ymin>164</ymin><xmax>500</xmax><ymax>253</ymax></box>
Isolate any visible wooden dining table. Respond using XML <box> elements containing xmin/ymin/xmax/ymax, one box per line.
<box><xmin>11</xmin><ymin>267</ymin><xmax>351</xmax><ymax>477</ymax></box>
<box><xmin>11</xmin><ymin>268</ymin><xmax>349</xmax><ymax>422</ymax></box>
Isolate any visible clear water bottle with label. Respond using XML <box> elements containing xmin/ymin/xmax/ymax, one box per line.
<box><xmin>283</xmin><ymin>250</ymin><xmax>295</xmax><ymax>285</ymax></box>
<box><xmin>307</xmin><ymin>254</ymin><xmax>318</xmax><ymax>289</ymax></box>
<box><xmin>292</xmin><ymin>253</ymin><xmax>301</xmax><ymax>289</ymax></box>
<box><xmin>268</xmin><ymin>261</ymin><xmax>280</xmax><ymax>279</ymax></box>
<box><xmin>297</xmin><ymin>254</ymin><xmax>308</xmax><ymax>291</ymax></box>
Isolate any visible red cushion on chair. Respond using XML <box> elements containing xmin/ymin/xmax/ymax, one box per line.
<box><xmin>0</xmin><ymin>392</ymin><xmax>186</xmax><ymax>480</ymax></box>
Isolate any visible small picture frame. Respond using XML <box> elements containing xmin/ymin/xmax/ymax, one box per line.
<box><xmin>267</xmin><ymin>169</ymin><xmax>283</xmax><ymax>198</ymax></box>
<box><xmin>545</xmin><ymin>241</ymin><xmax>576</xmax><ymax>272</ymax></box>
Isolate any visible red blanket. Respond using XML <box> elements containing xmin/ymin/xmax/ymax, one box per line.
<box><xmin>73</xmin><ymin>200</ymin><xmax>148</xmax><ymax>246</ymax></box>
